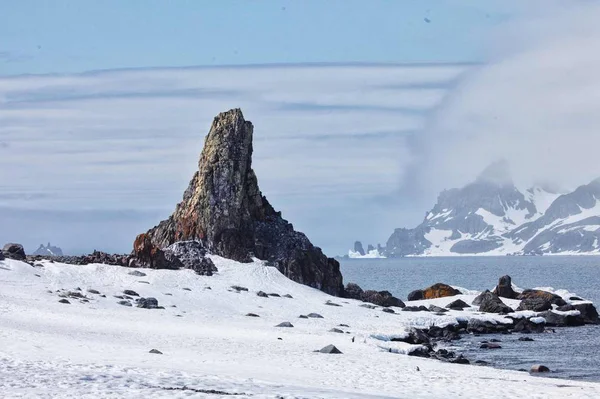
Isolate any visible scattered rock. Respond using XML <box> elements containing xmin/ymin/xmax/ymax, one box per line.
<box><xmin>569</xmin><ymin>303</ymin><xmax>599</xmax><ymax>324</ymax></box>
<box><xmin>530</xmin><ymin>364</ymin><xmax>550</xmax><ymax>373</ymax></box>
<box><xmin>428</xmin><ymin>305</ymin><xmax>448</xmax><ymax>313</ymax></box>
<box><xmin>475</xmin><ymin>360</ymin><xmax>489</xmax><ymax>365</ymax></box>
<box><xmin>318</xmin><ymin>344</ymin><xmax>342</xmax><ymax>354</ymax></box>
<box><xmin>164</xmin><ymin>293</ymin><xmax>173</xmax><ymax>296</ymax></box>
<box><xmin>298</xmin><ymin>315</ymin><xmax>309</xmax><ymax>319</ymax></box>
<box><xmin>58</xmin><ymin>299</ymin><xmax>70</xmax><ymax>304</ymax></box>
<box><xmin>513</xmin><ymin>318</ymin><xmax>545</xmax><ymax>333</ymax></box>
<box><xmin>87</xmin><ymin>289</ymin><xmax>101</xmax><ymax>295</ymax></box>
<box><xmin>477</xmin><ymin>291</ymin><xmax>513</xmax><ymax>314</ymax></box>
<box><xmin>329</xmin><ymin>328</ymin><xmax>344</xmax><ymax>333</ymax></box>
<box><xmin>2</xmin><ymin>243</ymin><xmax>26</xmax><ymax>261</ymax></box>
<box><xmin>493</xmin><ymin>275</ymin><xmax>518</xmax><ymax>299</ymax></box>
<box><xmin>123</xmin><ymin>290</ymin><xmax>139</xmax><ymax>297</ymax></box>
<box><xmin>118</xmin><ymin>300</ymin><xmax>132</xmax><ymax>307</ymax></box>
<box><xmin>421</xmin><ymin>283</ymin><xmax>461</xmax><ymax>299</ymax></box>
<box><xmin>149</xmin><ymin>349</ymin><xmax>163</xmax><ymax>354</ymax></box>
<box><xmin>137</xmin><ymin>109</ymin><xmax>343</xmax><ymax>296</ymax></box>
<box><xmin>480</xmin><ymin>343</ymin><xmax>502</xmax><ymax>349</ymax></box>
<box><xmin>114</xmin><ymin>295</ymin><xmax>124</xmax><ymax>299</ymax></box>
<box><xmin>539</xmin><ymin>310</ymin><xmax>584</xmax><ymax>327</ymax></box>
<box><xmin>408</xmin><ymin>347</ymin><xmax>431</xmax><ymax>358</ymax></box>
<box><xmin>407</xmin><ymin>289</ymin><xmax>424</xmax><ymax>301</ymax></box>
<box><xmin>128</xmin><ymin>270</ymin><xmax>147</xmax><ymax>277</ymax></box>
<box><xmin>268</xmin><ymin>293</ymin><xmax>280</xmax><ymax>297</ymax></box>
<box><xmin>467</xmin><ymin>319</ymin><xmax>509</xmax><ymax>334</ymax></box>
<box><xmin>308</xmin><ymin>313</ymin><xmax>324</xmax><ymax>318</ymax></box>
<box><xmin>339</xmin><ymin>324</ymin><xmax>350</xmax><ymax>327</ymax></box>
<box><xmin>231</xmin><ymin>285</ymin><xmax>248</xmax><ymax>292</ymax></box>
<box><xmin>517</xmin><ymin>289</ymin><xmax>566</xmax><ymax>307</ymax></box>
<box><xmin>283</xmin><ymin>294</ymin><xmax>293</xmax><ymax>298</ymax></box>
<box><xmin>359</xmin><ymin>304</ymin><xmax>377</xmax><ymax>309</ymax></box>
<box><xmin>451</xmin><ymin>355</ymin><xmax>470</xmax><ymax>364</ymax></box>
<box><xmin>137</xmin><ymin>297</ymin><xmax>160</xmax><ymax>309</ymax></box>
<box><xmin>138</xmin><ymin>281</ymin><xmax>150</xmax><ymax>284</ymax></box>
<box><xmin>256</xmin><ymin>291</ymin><xmax>269</xmax><ymax>298</ymax></box>
<box><xmin>402</xmin><ymin>305</ymin><xmax>429</xmax><ymax>312</ymax></box>
<box><xmin>382</xmin><ymin>308</ymin><xmax>395</xmax><ymax>314</ymax></box>
<box><xmin>517</xmin><ymin>297</ymin><xmax>552</xmax><ymax>312</ymax></box>
<box><xmin>343</xmin><ymin>283</ymin><xmax>364</xmax><ymax>300</ymax></box>
<box><xmin>519</xmin><ymin>337</ymin><xmax>534</xmax><ymax>342</ymax></box>
<box><xmin>569</xmin><ymin>296</ymin><xmax>583</xmax><ymax>301</ymax></box>
<box><xmin>325</xmin><ymin>300</ymin><xmax>342</xmax><ymax>307</ymax></box>
<box><xmin>245</xmin><ymin>313</ymin><xmax>260</xmax><ymax>317</ymax></box>
<box><xmin>275</xmin><ymin>322</ymin><xmax>294</xmax><ymax>328</ymax></box>
<box><xmin>182</xmin><ymin>288</ymin><xmax>192</xmax><ymax>291</ymax></box>
<box><xmin>446</xmin><ymin>299</ymin><xmax>470</xmax><ymax>310</ymax></box>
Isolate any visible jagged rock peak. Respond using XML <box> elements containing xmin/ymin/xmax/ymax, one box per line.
<box><xmin>137</xmin><ymin>108</ymin><xmax>343</xmax><ymax>296</ymax></box>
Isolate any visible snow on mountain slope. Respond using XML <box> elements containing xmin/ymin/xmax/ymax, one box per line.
<box><xmin>2</xmin><ymin>257</ymin><xmax>599</xmax><ymax>398</ymax></box>
<box><xmin>374</xmin><ymin>163</ymin><xmax>600</xmax><ymax>257</ymax></box>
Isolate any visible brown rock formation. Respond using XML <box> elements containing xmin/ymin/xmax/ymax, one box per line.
<box><xmin>136</xmin><ymin>109</ymin><xmax>343</xmax><ymax>295</ymax></box>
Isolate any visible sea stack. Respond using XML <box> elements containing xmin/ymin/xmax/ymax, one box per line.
<box><xmin>135</xmin><ymin>109</ymin><xmax>343</xmax><ymax>296</ymax></box>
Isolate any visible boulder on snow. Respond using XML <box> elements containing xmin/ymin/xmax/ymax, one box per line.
<box><xmin>137</xmin><ymin>297</ymin><xmax>160</xmax><ymax>309</ymax></box>
<box><xmin>149</xmin><ymin>349</ymin><xmax>163</xmax><ymax>354</ymax></box>
<box><xmin>131</xmin><ymin>234</ymin><xmax>182</xmax><ymax>270</ymax></box>
<box><xmin>318</xmin><ymin>344</ymin><xmax>342</xmax><ymax>354</ymax></box>
<box><xmin>446</xmin><ymin>299</ymin><xmax>471</xmax><ymax>310</ymax></box>
<box><xmin>343</xmin><ymin>283</ymin><xmax>364</xmax><ymax>300</ymax></box>
<box><xmin>478</xmin><ymin>291</ymin><xmax>513</xmax><ymax>314</ymax></box>
<box><xmin>517</xmin><ymin>297</ymin><xmax>552</xmax><ymax>312</ymax></box>
<box><xmin>402</xmin><ymin>306</ymin><xmax>429</xmax><ymax>312</ymax></box>
<box><xmin>517</xmin><ymin>289</ymin><xmax>566</xmax><ymax>307</ymax></box>
<box><xmin>360</xmin><ymin>290</ymin><xmax>404</xmax><ymax>308</ymax></box>
<box><xmin>245</xmin><ymin>313</ymin><xmax>260</xmax><ymax>317</ymax></box>
<box><xmin>428</xmin><ymin>305</ymin><xmax>448</xmax><ymax>313</ymax></box>
<box><xmin>2</xmin><ymin>243</ymin><xmax>26</xmax><ymax>261</ymax></box>
<box><xmin>423</xmin><ymin>283</ymin><xmax>461</xmax><ymax>299</ymax></box>
<box><xmin>407</xmin><ymin>289</ymin><xmax>424</xmax><ymax>301</ymax></box>
<box><xmin>128</xmin><ymin>270</ymin><xmax>147</xmax><ymax>277</ymax></box>
<box><xmin>539</xmin><ymin>310</ymin><xmax>584</xmax><ymax>327</ymax></box>
<box><xmin>275</xmin><ymin>322</ymin><xmax>294</xmax><ymax>328</ymax></box>
<box><xmin>308</xmin><ymin>313</ymin><xmax>324</xmax><ymax>318</ymax></box>
<box><xmin>257</xmin><ymin>291</ymin><xmax>269</xmax><ymax>298</ymax></box>
<box><xmin>493</xmin><ymin>275</ymin><xmax>518</xmax><ymax>299</ymax></box>
<box><xmin>557</xmin><ymin>303</ymin><xmax>600</xmax><ymax>324</ymax></box>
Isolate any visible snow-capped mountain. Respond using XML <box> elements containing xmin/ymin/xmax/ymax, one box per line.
<box><xmin>375</xmin><ymin>162</ymin><xmax>600</xmax><ymax>256</ymax></box>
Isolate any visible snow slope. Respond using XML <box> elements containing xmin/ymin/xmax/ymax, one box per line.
<box><xmin>1</xmin><ymin>257</ymin><xmax>599</xmax><ymax>398</ymax></box>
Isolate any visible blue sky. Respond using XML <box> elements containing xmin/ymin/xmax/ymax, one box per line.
<box><xmin>0</xmin><ymin>0</ymin><xmax>516</xmax><ymax>75</ymax></box>
<box><xmin>4</xmin><ymin>0</ymin><xmax>596</xmax><ymax>256</ymax></box>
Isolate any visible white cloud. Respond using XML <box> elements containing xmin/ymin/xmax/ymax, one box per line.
<box><xmin>415</xmin><ymin>1</ymin><xmax>600</xmax><ymax>195</ymax></box>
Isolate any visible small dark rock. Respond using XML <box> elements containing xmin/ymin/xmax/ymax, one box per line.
<box><xmin>149</xmin><ymin>349</ymin><xmax>163</xmax><ymax>354</ymax></box>
<box><xmin>58</xmin><ymin>299</ymin><xmax>70</xmax><ymax>304</ymax></box>
<box><xmin>87</xmin><ymin>289</ymin><xmax>101</xmax><ymax>295</ymax></box>
<box><xmin>325</xmin><ymin>300</ymin><xmax>342</xmax><ymax>307</ymax></box>
<box><xmin>257</xmin><ymin>291</ymin><xmax>269</xmax><ymax>298</ymax></box>
<box><xmin>283</xmin><ymin>294</ymin><xmax>293</xmax><ymax>298</ymax></box>
<box><xmin>123</xmin><ymin>290</ymin><xmax>139</xmax><ymax>297</ymax></box>
<box><xmin>338</xmin><ymin>324</ymin><xmax>350</xmax><ymax>327</ymax></box>
<box><xmin>530</xmin><ymin>364</ymin><xmax>550</xmax><ymax>373</ymax></box>
<box><xmin>480</xmin><ymin>343</ymin><xmax>502</xmax><ymax>349</ymax></box>
<box><xmin>478</xmin><ymin>291</ymin><xmax>513</xmax><ymax>314</ymax></box>
<box><xmin>318</xmin><ymin>344</ymin><xmax>342</xmax><ymax>354</ymax></box>
<box><xmin>137</xmin><ymin>297</ymin><xmax>160</xmax><ymax>309</ymax></box>
<box><xmin>298</xmin><ymin>315</ymin><xmax>309</xmax><ymax>319</ymax></box>
<box><xmin>493</xmin><ymin>275</ymin><xmax>518</xmax><ymax>299</ymax></box>
<box><xmin>246</xmin><ymin>313</ymin><xmax>260</xmax><ymax>317</ymax></box>
<box><xmin>128</xmin><ymin>270</ymin><xmax>147</xmax><ymax>277</ymax></box>
<box><xmin>275</xmin><ymin>322</ymin><xmax>294</xmax><ymax>327</ymax></box>
<box><xmin>343</xmin><ymin>282</ymin><xmax>364</xmax><ymax>300</ymax></box>
<box><xmin>451</xmin><ymin>355</ymin><xmax>470</xmax><ymax>364</ymax></box>
<box><xmin>519</xmin><ymin>337</ymin><xmax>534</xmax><ymax>342</ymax></box>
<box><xmin>402</xmin><ymin>305</ymin><xmax>429</xmax><ymax>312</ymax></box>
<box><xmin>428</xmin><ymin>305</ymin><xmax>448</xmax><ymax>313</ymax></box>
<box><xmin>308</xmin><ymin>313</ymin><xmax>324</xmax><ymax>318</ymax></box>
<box><xmin>475</xmin><ymin>360</ymin><xmax>489</xmax><ymax>365</ymax></box>
<box><xmin>231</xmin><ymin>285</ymin><xmax>248</xmax><ymax>292</ymax></box>
<box><xmin>359</xmin><ymin>304</ymin><xmax>377</xmax><ymax>309</ymax></box>
<box><xmin>329</xmin><ymin>328</ymin><xmax>344</xmax><ymax>333</ymax></box>
<box><xmin>118</xmin><ymin>300</ymin><xmax>132</xmax><ymax>307</ymax></box>
<box><xmin>539</xmin><ymin>310</ymin><xmax>584</xmax><ymax>327</ymax></box>
<box><xmin>382</xmin><ymin>308</ymin><xmax>395</xmax><ymax>314</ymax></box>
<box><xmin>513</xmin><ymin>317</ymin><xmax>545</xmax><ymax>333</ymax></box>
<box><xmin>517</xmin><ymin>297</ymin><xmax>552</xmax><ymax>312</ymax></box>
<box><xmin>360</xmin><ymin>290</ymin><xmax>404</xmax><ymax>308</ymax></box>
<box><xmin>268</xmin><ymin>293</ymin><xmax>281</xmax><ymax>297</ymax></box>
<box><xmin>446</xmin><ymin>299</ymin><xmax>470</xmax><ymax>310</ymax></box>
<box><xmin>182</xmin><ymin>288</ymin><xmax>192</xmax><ymax>291</ymax></box>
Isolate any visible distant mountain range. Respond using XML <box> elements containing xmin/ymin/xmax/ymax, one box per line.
<box><xmin>32</xmin><ymin>243</ymin><xmax>63</xmax><ymax>256</ymax></box>
<box><xmin>350</xmin><ymin>161</ymin><xmax>600</xmax><ymax>257</ymax></box>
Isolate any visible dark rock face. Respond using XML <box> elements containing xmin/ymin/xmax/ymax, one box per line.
<box><xmin>512</xmin><ymin>318</ymin><xmax>545</xmax><ymax>333</ymax></box>
<box><xmin>2</xmin><ymin>243</ymin><xmax>26</xmax><ymax>260</ymax></box>
<box><xmin>517</xmin><ymin>289</ymin><xmax>567</xmax><ymax>306</ymax></box>
<box><xmin>572</xmin><ymin>303</ymin><xmax>600</xmax><ymax>324</ymax></box>
<box><xmin>0</xmin><ymin>251</ymin><xmax>4</xmax><ymax>261</ymax></box>
<box><xmin>407</xmin><ymin>290</ymin><xmax>424</xmax><ymax>301</ymax></box>
<box><xmin>493</xmin><ymin>275</ymin><xmax>518</xmax><ymax>299</ymax></box>
<box><xmin>131</xmin><ymin>234</ymin><xmax>181</xmax><ymax>270</ymax></box>
<box><xmin>467</xmin><ymin>319</ymin><xmax>509</xmax><ymax>334</ymax></box>
<box><xmin>164</xmin><ymin>241</ymin><xmax>217</xmax><ymax>276</ymax></box>
<box><xmin>353</xmin><ymin>241</ymin><xmax>365</xmax><ymax>256</ymax></box>
<box><xmin>478</xmin><ymin>291</ymin><xmax>514</xmax><ymax>314</ymax></box>
<box><xmin>138</xmin><ymin>109</ymin><xmax>343</xmax><ymax>296</ymax></box>
<box><xmin>517</xmin><ymin>297</ymin><xmax>552</xmax><ymax>312</ymax></box>
<box><xmin>137</xmin><ymin>297</ymin><xmax>160</xmax><ymax>309</ymax></box>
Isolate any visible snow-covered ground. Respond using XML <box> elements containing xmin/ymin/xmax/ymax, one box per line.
<box><xmin>1</xmin><ymin>257</ymin><xmax>599</xmax><ymax>398</ymax></box>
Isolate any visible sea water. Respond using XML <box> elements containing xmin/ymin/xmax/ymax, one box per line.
<box><xmin>340</xmin><ymin>256</ymin><xmax>600</xmax><ymax>381</ymax></box>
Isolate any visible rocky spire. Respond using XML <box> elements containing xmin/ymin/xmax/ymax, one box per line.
<box><xmin>136</xmin><ymin>109</ymin><xmax>343</xmax><ymax>296</ymax></box>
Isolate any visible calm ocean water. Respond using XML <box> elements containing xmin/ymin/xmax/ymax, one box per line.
<box><xmin>340</xmin><ymin>256</ymin><xmax>600</xmax><ymax>382</ymax></box>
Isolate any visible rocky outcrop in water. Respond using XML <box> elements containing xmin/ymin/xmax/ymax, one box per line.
<box><xmin>353</xmin><ymin>241</ymin><xmax>365</xmax><ymax>256</ymax></box>
<box><xmin>136</xmin><ymin>109</ymin><xmax>343</xmax><ymax>295</ymax></box>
